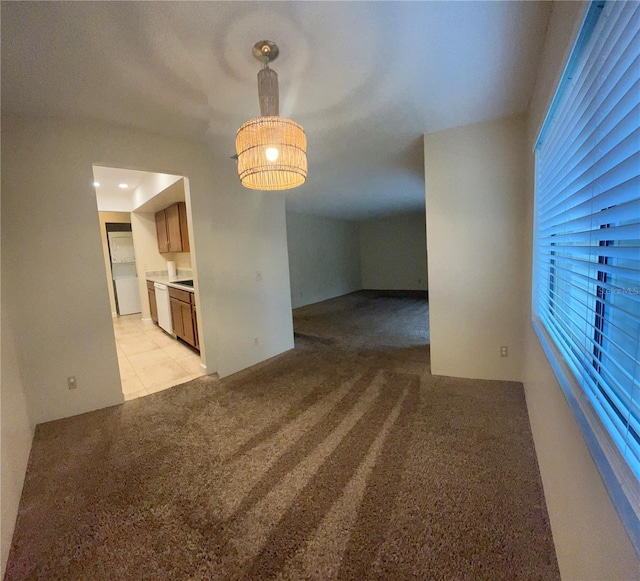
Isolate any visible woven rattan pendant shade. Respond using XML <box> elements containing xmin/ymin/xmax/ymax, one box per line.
<box><xmin>236</xmin><ymin>41</ymin><xmax>307</xmax><ymax>191</ymax></box>
<box><xmin>236</xmin><ymin>116</ymin><xmax>307</xmax><ymax>191</ymax></box>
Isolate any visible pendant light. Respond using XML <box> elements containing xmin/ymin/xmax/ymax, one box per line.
<box><xmin>235</xmin><ymin>41</ymin><xmax>307</xmax><ymax>191</ymax></box>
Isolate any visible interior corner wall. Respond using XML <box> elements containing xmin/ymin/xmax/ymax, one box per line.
<box><xmin>523</xmin><ymin>1</ymin><xmax>639</xmax><ymax>577</ymax></box>
<box><xmin>359</xmin><ymin>213</ymin><xmax>428</xmax><ymax>291</ymax></box>
<box><xmin>423</xmin><ymin>114</ymin><xmax>527</xmax><ymax>382</ymax></box>
<box><xmin>286</xmin><ymin>212</ymin><xmax>361</xmax><ymax>309</ymax></box>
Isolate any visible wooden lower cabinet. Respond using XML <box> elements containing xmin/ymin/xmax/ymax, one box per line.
<box><xmin>147</xmin><ymin>281</ymin><xmax>158</xmax><ymax>324</ymax></box>
<box><xmin>193</xmin><ymin>305</ymin><xmax>199</xmax><ymax>349</ymax></box>
<box><xmin>180</xmin><ymin>302</ymin><xmax>195</xmax><ymax>346</ymax></box>
<box><xmin>170</xmin><ymin>297</ymin><xmax>184</xmax><ymax>337</ymax></box>
<box><xmin>168</xmin><ymin>286</ymin><xmax>199</xmax><ymax>351</ymax></box>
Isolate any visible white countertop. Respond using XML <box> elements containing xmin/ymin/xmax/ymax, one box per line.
<box><xmin>146</xmin><ymin>274</ymin><xmax>195</xmax><ymax>293</ymax></box>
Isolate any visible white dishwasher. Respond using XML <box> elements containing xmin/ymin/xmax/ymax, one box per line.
<box><xmin>154</xmin><ymin>282</ymin><xmax>173</xmax><ymax>335</ymax></box>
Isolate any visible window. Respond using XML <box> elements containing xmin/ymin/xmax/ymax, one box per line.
<box><xmin>533</xmin><ymin>0</ymin><xmax>639</xmax><ymax>549</ymax></box>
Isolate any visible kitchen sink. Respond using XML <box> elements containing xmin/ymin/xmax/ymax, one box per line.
<box><xmin>176</xmin><ymin>279</ymin><xmax>194</xmax><ymax>287</ymax></box>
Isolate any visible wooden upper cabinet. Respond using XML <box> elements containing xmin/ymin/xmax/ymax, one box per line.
<box><xmin>166</xmin><ymin>204</ymin><xmax>182</xmax><ymax>252</ymax></box>
<box><xmin>155</xmin><ymin>209</ymin><xmax>169</xmax><ymax>253</ymax></box>
<box><xmin>155</xmin><ymin>202</ymin><xmax>189</xmax><ymax>253</ymax></box>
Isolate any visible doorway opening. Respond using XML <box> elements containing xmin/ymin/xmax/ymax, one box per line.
<box><xmin>94</xmin><ymin>165</ymin><xmax>205</xmax><ymax>400</ymax></box>
<box><xmin>106</xmin><ymin>223</ymin><xmax>140</xmax><ymax>316</ymax></box>
<box><xmin>285</xmin><ymin>212</ymin><xmax>430</xmax><ymax>361</ymax></box>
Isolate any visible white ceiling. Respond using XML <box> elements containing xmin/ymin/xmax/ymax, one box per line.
<box><xmin>1</xmin><ymin>1</ymin><xmax>551</xmax><ymax>220</ymax></box>
<box><xmin>93</xmin><ymin>166</ymin><xmax>185</xmax><ymax>213</ymax></box>
<box><xmin>93</xmin><ymin>166</ymin><xmax>157</xmax><ymax>212</ymax></box>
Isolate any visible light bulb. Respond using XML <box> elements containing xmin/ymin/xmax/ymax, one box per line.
<box><xmin>265</xmin><ymin>147</ymin><xmax>279</xmax><ymax>162</ymax></box>
<box><xmin>93</xmin><ymin>181</ymin><xmax>100</xmax><ymax>187</ymax></box>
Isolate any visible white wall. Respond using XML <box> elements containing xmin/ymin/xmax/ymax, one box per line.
<box><xmin>523</xmin><ymin>1</ymin><xmax>639</xmax><ymax>578</ymax></box>
<box><xmin>0</xmin><ymin>304</ymin><xmax>35</xmax><ymax>578</ymax></box>
<box><xmin>212</xmin><ymin>191</ymin><xmax>293</xmax><ymax>375</ymax></box>
<box><xmin>132</xmin><ymin>173</ymin><xmax>182</xmax><ymax>210</ymax></box>
<box><xmin>1</xmin><ymin>115</ymin><xmax>294</xmax><ymax>421</ymax></box>
<box><xmin>2</xmin><ymin>120</ymin><xmax>126</xmax><ymax>424</ymax></box>
<box><xmin>423</xmin><ymin>114</ymin><xmax>527</xmax><ymax>382</ymax></box>
<box><xmin>286</xmin><ymin>212</ymin><xmax>361</xmax><ymax>309</ymax></box>
<box><xmin>359</xmin><ymin>212</ymin><xmax>428</xmax><ymax>291</ymax></box>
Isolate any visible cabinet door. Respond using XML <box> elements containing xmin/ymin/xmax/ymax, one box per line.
<box><xmin>192</xmin><ymin>305</ymin><xmax>199</xmax><ymax>349</ymax></box>
<box><xmin>155</xmin><ymin>210</ymin><xmax>169</xmax><ymax>253</ymax></box>
<box><xmin>177</xmin><ymin>202</ymin><xmax>190</xmax><ymax>252</ymax></box>
<box><xmin>166</xmin><ymin>204</ymin><xmax>183</xmax><ymax>252</ymax></box>
<box><xmin>181</xmin><ymin>302</ymin><xmax>195</xmax><ymax>346</ymax></box>
<box><xmin>170</xmin><ymin>297</ymin><xmax>184</xmax><ymax>338</ymax></box>
<box><xmin>148</xmin><ymin>288</ymin><xmax>158</xmax><ymax>323</ymax></box>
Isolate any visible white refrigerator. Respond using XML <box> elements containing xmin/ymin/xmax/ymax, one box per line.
<box><xmin>108</xmin><ymin>231</ymin><xmax>141</xmax><ymax>316</ymax></box>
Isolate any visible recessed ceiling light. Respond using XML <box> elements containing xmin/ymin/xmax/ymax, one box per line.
<box><xmin>93</xmin><ymin>181</ymin><xmax>100</xmax><ymax>187</ymax></box>
<box><xmin>118</xmin><ymin>183</ymin><xmax>129</xmax><ymax>189</ymax></box>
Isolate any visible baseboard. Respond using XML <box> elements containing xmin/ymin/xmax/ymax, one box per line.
<box><xmin>292</xmin><ymin>289</ymin><xmax>429</xmax><ymax>312</ymax></box>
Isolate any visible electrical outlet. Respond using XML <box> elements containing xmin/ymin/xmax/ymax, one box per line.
<box><xmin>253</xmin><ymin>337</ymin><xmax>259</xmax><ymax>346</ymax></box>
<box><xmin>256</xmin><ymin>271</ymin><xmax>263</xmax><ymax>281</ymax></box>
<box><xmin>500</xmin><ymin>346</ymin><xmax>509</xmax><ymax>357</ymax></box>
<box><xmin>67</xmin><ymin>376</ymin><xmax>78</xmax><ymax>390</ymax></box>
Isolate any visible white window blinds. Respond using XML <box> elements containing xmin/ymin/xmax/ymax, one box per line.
<box><xmin>533</xmin><ymin>0</ymin><xmax>640</xmax><ymax>533</ymax></box>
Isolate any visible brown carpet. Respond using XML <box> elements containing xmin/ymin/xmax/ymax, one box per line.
<box><xmin>5</xmin><ymin>292</ymin><xmax>559</xmax><ymax>580</ymax></box>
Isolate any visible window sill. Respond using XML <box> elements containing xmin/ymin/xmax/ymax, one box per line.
<box><xmin>532</xmin><ymin>317</ymin><xmax>640</xmax><ymax>556</ymax></box>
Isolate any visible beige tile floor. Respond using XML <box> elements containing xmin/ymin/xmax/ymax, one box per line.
<box><xmin>113</xmin><ymin>314</ymin><xmax>205</xmax><ymax>400</ymax></box>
